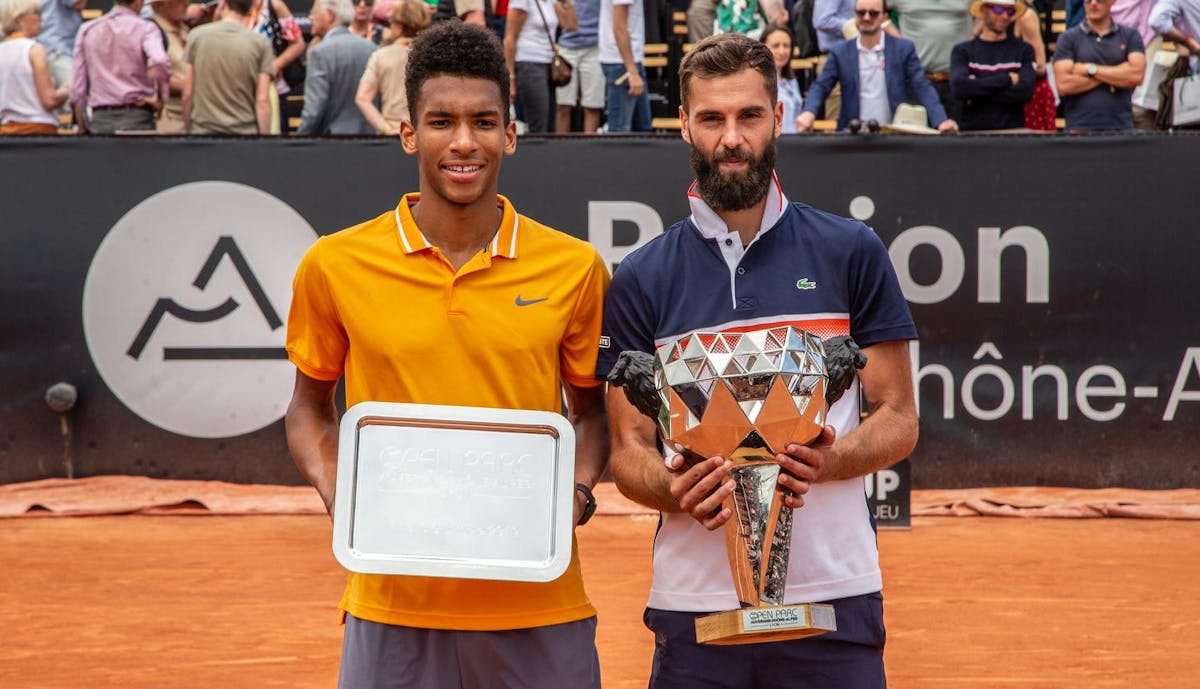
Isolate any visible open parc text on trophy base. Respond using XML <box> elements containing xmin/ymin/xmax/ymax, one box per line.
<box><xmin>694</xmin><ymin>603</ymin><xmax>837</xmax><ymax>645</ymax></box>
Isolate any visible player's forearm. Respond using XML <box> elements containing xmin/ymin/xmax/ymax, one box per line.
<box><xmin>823</xmin><ymin>402</ymin><xmax>917</xmax><ymax>482</ymax></box>
<box><xmin>610</xmin><ymin>438</ymin><xmax>683</xmax><ymax>512</ymax></box>
<box><xmin>571</xmin><ymin>398</ymin><xmax>611</xmax><ymax>490</ymax></box>
<box><xmin>285</xmin><ymin>403</ymin><xmax>340</xmax><ymax>515</ymax></box>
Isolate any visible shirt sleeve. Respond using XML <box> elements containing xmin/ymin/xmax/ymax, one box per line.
<box><xmin>561</xmin><ymin>251</ymin><xmax>612</xmax><ymax>388</ymax></box>
<box><xmin>812</xmin><ymin>0</ymin><xmax>848</xmax><ymax>33</ymax></box>
<box><xmin>286</xmin><ymin>238</ymin><xmax>349</xmax><ymax>381</ymax></box>
<box><xmin>848</xmin><ymin>222</ymin><xmax>918</xmax><ymax>347</ymax></box>
<box><xmin>1148</xmin><ymin>0</ymin><xmax>1179</xmax><ymax>37</ymax></box>
<box><xmin>1052</xmin><ymin>27</ymin><xmax>1078</xmax><ymax>62</ymax></box>
<box><xmin>299</xmin><ymin>46</ymin><xmax>327</xmax><ymax>135</ymax></box>
<box><xmin>69</xmin><ymin>23</ymin><xmax>89</xmax><ymax>106</ymax></box>
<box><xmin>185</xmin><ymin>30</ymin><xmax>197</xmax><ymax>64</ymax></box>
<box><xmin>360</xmin><ymin>50</ymin><xmax>380</xmax><ymax>91</ymax></box>
<box><xmin>595</xmin><ymin>253</ymin><xmax>658</xmax><ymax>379</ymax></box>
<box><xmin>1126</xmin><ymin>25</ymin><xmax>1146</xmax><ymax>54</ymax></box>
<box><xmin>142</xmin><ymin>21</ymin><xmax>172</xmax><ymax>98</ymax></box>
<box><xmin>258</xmin><ymin>35</ymin><xmax>275</xmax><ymax>75</ymax></box>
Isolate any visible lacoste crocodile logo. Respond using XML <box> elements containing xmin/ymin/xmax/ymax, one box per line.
<box><xmin>796</xmin><ymin>278</ymin><xmax>817</xmax><ymax>290</ymax></box>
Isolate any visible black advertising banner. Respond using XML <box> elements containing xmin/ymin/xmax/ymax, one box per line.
<box><xmin>868</xmin><ymin>459</ymin><xmax>911</xmax><ymax>529</ymax></box>
<box><xmin>1</xmin><ymin>135</ymin><xmax>1198</xmax><ymax>488</ymax></box>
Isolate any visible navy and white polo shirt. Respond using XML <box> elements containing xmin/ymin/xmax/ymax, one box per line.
<box><xmin>596</xmin><ymin>175</ymin><xmax>917</xmax><ymax>611</ymax></box>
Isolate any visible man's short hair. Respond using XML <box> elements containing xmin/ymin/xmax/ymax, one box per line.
<box><xmin>679</xmin><ymin>33</ymin><xmax>777</xmax><ymax>112</ymax></box>
<box><xmin>390</xmin><ymin>0</ymin><xmax>431</xmax><ymax>37</ymax></box>
<box><xmin>224</xmin><ymin>0</ymin><xmax>254</xmax><ymax>16</ymax></box>
<box><xmin>405</xmin><ymin>21</ymin><xmax>510</xmax><ymax>125</ymax></box>
<box><xmin>318</xmin><ymin>0</ymin><xmax>356</xmax><ymax>26</ymax></box>
<box><xmin>0</xmin><ymin>0</ymin><xmax>41</xmax><ymax>34</ymax></box>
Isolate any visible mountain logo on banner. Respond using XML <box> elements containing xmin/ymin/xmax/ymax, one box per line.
<box><xmin>82</xmin><ymin>181</ymin><xmax>317</xmax><ymax>439</ymax></box>
<box><xmin>125</xmin><ymin>236</ymin><xmax>286</xmax><ymax>362</ymax></box>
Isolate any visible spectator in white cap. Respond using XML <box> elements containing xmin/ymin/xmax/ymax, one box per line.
<box><xmin>950</xmin><ymin>0</ymin><xmax>1037</xmax><ymax>130</ymax></box>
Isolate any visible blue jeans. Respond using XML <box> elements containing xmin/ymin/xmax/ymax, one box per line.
<box><xmin>602</xmin><ymin>62</ymin><xmax>652</xmax><ymax>132</ymax></box>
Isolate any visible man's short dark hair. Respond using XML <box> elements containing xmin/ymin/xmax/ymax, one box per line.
<box><xmin>679</xmin><ymin>33</ymin><xmax>777</xmax><ymax>112</ymax></box>
<box><xmin>405</xmin><ymin>21</ymin><xmax>510</xmax><ymax>125</ymax></box>
<box><xmin>224</xmin><ymin>0</ymin><xmax>254</xmax><ymax>16</ymax></box>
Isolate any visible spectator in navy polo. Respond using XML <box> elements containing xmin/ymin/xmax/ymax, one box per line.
<box><xmin>949</xmin><ymin>0</ymin><xmax>1036</xmax><ymax>130</ymax></box>
<box><xmin>1053</xmin><ymin>0</ymin><xmax>1146</xmax><ymax>131</ymax></box>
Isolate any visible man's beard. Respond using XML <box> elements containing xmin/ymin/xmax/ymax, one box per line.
<box><xmin>690</xmin><ymin>140</ymin><xmax>776</xmax><ymax>212</ymax></box>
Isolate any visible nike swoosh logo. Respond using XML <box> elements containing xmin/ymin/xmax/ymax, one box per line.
<box><xmin>515</xmin><ymin>295</ymin><xmax>549</xmax><ymax>306</ymax></box>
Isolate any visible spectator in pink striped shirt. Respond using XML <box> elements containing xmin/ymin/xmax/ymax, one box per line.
<box><xmin>69</xmin><ymin>0</ymin><xmax>170</xmax><ymax>134</ymax></box>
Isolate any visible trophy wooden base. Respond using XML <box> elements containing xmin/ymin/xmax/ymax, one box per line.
<box><xmin>694</xmin><ymin>603</ymin><xmax>837</xmax><ymax>645</ymax></box>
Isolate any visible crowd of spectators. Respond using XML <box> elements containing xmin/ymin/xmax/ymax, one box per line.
<box><xmin>1</xmin><ymin>0</ymin><xmax>1197</xmax><ymax>134</ymax></box>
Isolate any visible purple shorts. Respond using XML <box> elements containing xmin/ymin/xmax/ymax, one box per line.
<box><xmin>644</xmin><ymin>592</ymin><xmax>886</xmax><ymax>689</ymax></box>
<box><xmin>338</xmin><ymin>614</ymin><xmax>601</xmax><ymax>689</ymax></box>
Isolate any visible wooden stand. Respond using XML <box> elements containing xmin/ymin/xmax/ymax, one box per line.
<box><xmin>694</xmin><ymin>603</ymin><xmax>837</xmax><ymax>645</ymax></box>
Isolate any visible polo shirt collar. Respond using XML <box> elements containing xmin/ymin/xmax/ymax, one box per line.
<box><xmin>857</xmin><ymin>33</ymin><xmax>885</xmax><ymax>53</ymax></box>
<box><xmin>1080</xmin><ymin>21</ymin><xmax>1115</xmax><ymax>37</ymax></box>
<box><xmin>394</xmin><ymin>193</ymin><xmax>521</xmax><ymax>259</ymax></box>
<box><xmin>687</xmin><ymin>171</ymin><xmax>789</xmax><ymax>244</ymax></box>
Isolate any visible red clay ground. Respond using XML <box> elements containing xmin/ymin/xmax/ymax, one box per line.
<box><xmin>1</xmin><ymin>514</ymin><xmax>1197</xmax><ymax>689</ymax></box>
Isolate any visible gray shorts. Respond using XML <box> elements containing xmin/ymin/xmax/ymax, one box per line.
<box><xmin>338</xmin><ymin>614</ymin><xmax>601</xmax><ymax>689</ymax></box>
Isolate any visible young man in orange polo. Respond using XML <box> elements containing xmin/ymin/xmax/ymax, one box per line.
<box><xmin>284</xmin><ymin>21</ymin><xmax>610</xmax><ymax>689</ymax></box>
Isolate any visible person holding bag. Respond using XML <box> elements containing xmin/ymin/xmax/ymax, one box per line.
<box><xmin>504</xmin><ymin>0</ymin><xmax>577</xmax><ymax>132</ymax></box>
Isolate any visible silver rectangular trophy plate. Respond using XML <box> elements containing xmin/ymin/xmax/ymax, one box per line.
<box><xmin>333</xmin><ymin>402</ymin><xmax>576</xmax><ymax>582</ymax></box>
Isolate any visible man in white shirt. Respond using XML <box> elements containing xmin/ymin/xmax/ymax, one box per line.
<box><xmin>797</xmin><ymin>0</ymin><xmax>957</xmax><ymax>132</ymax></box>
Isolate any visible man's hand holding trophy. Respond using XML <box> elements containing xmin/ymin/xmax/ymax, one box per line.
<box><xmin>608</xmin><ymin>326</ymin><xmax>866</xmax><ymax>644</ymax></box>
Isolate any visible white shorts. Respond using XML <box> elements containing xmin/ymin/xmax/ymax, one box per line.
<box><xmin>555</xmin><ymin>44</ymin><xmax>605</xmax><ymax>109</ymax></box>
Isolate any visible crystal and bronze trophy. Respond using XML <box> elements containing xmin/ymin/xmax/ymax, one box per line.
<box><xmin>609</xmin><ymin>326</ymin><xmax>865</xmax><ymax>645</ymax></box>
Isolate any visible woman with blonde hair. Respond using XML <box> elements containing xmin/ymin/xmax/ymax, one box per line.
<box><xmin>0</xmin><ymin>0</ymin><xmax>68</xmax><ymax>135</ymax></box>
<box><xmin>355</xmin><ymin>0</ymin><xmax>430</xmax><ymax>135</ymax></box>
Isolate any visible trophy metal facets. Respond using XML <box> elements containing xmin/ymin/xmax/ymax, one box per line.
<box><xmin>610</xmin><ymin>326</ymin><xmax>867</xmax><ymax>645</ymax></box>
<box><xmin>653</xmin><ymin>327</ymin><xmax>829</xmax><ymax>466</ymax></box>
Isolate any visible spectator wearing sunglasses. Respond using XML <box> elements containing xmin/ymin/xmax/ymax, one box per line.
<box><xmin>797</xmin><ymin>0</ymin><xmax>957</xmax><ymax>132</ymax></box>
<box><xmin>348</xmin><ymin>0</ymin><xmax>385</xmax><ymax>43</ymax></box>
<box><xmin>949</xmin><ymin>0</ymin><xmax>1035</xmax><ymax>130</ymax></box>
<box><xmin>1053</xmin><ymin>0</ymin><xmax>1145</xmax><ymax>131</ymax></box>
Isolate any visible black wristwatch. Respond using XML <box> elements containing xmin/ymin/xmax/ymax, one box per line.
<box><xmin>574</xmin><ymin>483</ymin><xmax>596</xmax><ymax>525</ymax></box>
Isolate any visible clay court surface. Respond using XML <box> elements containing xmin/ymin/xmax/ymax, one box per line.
<box><xmin>2</xmin><ymin>485</ymin><xmax>1199</xmax><ymax>689</ymax></box>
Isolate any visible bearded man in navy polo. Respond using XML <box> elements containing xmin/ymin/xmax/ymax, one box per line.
<box><xmin>597</xmin><ymin>32</ymin><xmax>919</xmax><ymax>689</ymax></box>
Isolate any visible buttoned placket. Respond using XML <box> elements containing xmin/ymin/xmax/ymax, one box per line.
<box><xmin>687</xmin><ymin>176</ymin><xmax>788</xmax><ymax>311</ymax></box>
<box><xmin>433</xmin><ymin>247</ymin><xmax>495</xmax><ymax>315</ymax></box>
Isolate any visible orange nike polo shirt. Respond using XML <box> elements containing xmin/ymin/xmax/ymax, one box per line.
<box><xmin>287</xmin><ymin>193</ymin><xmax>609</xmax><ymax>630</ymax></box>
